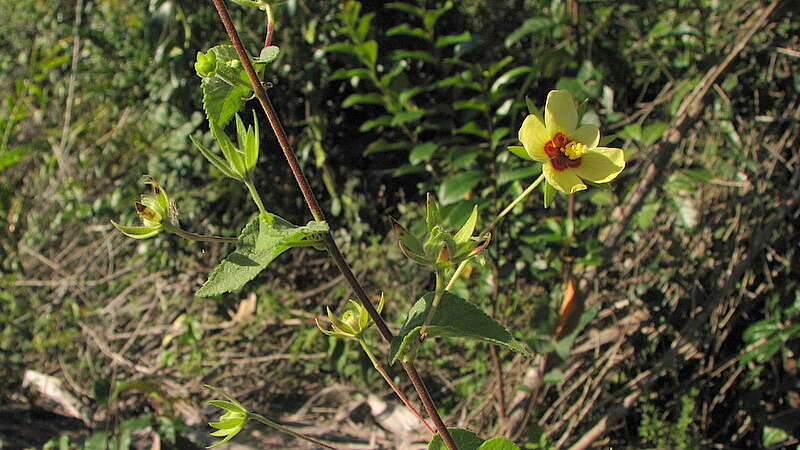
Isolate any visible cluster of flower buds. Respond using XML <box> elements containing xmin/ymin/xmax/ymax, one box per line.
<box><xmin>393</xmin><ymin>194</ymin><xmax>490</xmax><ymax>271</ymax></box>
<box><xmin>316</xmin><ymin>294</ymin><xmax>385</xmax><ymax>340</ymax></box>
<box><xmin>191</xmin><ymin>110</ymin><xmax>260</xmax><ymax>182</ymax></box>
<box><xmin>111</xmin><ymin>176</ymin><xmax>177</xmax><ymax>239</ymax></box>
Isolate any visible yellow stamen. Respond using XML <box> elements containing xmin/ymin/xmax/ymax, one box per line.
<box><xmin>563</xmin><ymin>141</ymin><xmax>587</xmax><ymax>160</ymax></box>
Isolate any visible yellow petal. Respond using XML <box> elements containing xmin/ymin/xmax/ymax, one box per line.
<box><xmin>573</xmin><ymin>147</ymin><xmax>625</xmax><ymax>183</ymax></box>
<box><xmin>518</xmin><ymin>114</ymin><xmax>549</xmax><ymax>161</ymax></box>
<box><xmin>543</xmin><ymin>163</ymin><xmax>586</xmax><ymax>194</ymax></box>
<box><xmin>545</xmin><ymin>90</ymin><xmax>578</xmax><ymax>136</ymax></box>
<box><xmin>570</xmin><ymin>124</ymin><xmax>600</xmax><ymax>148</ymax></box>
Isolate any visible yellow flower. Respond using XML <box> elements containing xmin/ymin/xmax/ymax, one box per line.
<box><xmin>517</xmin><ymin>90</ymin><xmax>625</xmax><ymax>194</ymax></box>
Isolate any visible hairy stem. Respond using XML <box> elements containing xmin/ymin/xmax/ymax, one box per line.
<box><xmin>244</xmin><ymin>178</ymin><xmax>267</xmax><ymax>215</ymax></box>
<box><xmin>209</xmin><ymin>2</ymin><xmax>457</xmax><ymax>448</ymax></box>
<box><xmin>359</xmin><ymin>339</ymin><xmax>436</xmax><ymax>435</ymax></box>
<box><xmin>446</xmin><ymin>173</ymin><xmax>546</xmax><ymax>290</ymax></box>
<box><xmin>249</xmin><ymin>413</ymin><xmax>339</xmax><ymax>449</ymax></box>
<box><xmin>164</xmin><ymin>224</ymin><xmax>237</xmax><ymax>242</ymax></box>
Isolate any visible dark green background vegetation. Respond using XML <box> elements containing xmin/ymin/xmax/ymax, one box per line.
<box><xmin>1</xmin><ymin>0</ymin><xmax>798</xmax><ymax>448</ymax></box>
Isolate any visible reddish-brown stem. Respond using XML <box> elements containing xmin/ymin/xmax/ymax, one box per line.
<box><xmin>209</xmin><ymin>2</ymin><xmax>456</xmax><ymax>449</ymax></box>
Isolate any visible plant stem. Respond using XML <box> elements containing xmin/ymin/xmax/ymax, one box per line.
<box><xmin>209</xmin><ymin>2</ymin><xmax>457</xmax><ymax>449</ymax></box>
<box><xmin>263</xmin><ymin>3</ymin><xmax>274</xmax><ymax>47</ymax></box>
<box><xmin>249</xmin><ymin>413</ymin><xmax>339</xmax><ymax>449</ymax></box>
<box><xmin>422</xmin><ymin>269</ymin><xmax>445</xmax><ymax>330</ymax></box>
<box><xmin>358</xmin><ymin>339</ymin><xmax>436</xmax><ymax>435</ymax></box>
<box><xmin>446</xmin><ymin>173</ymin><xmax>546</xmax><ymax>290</ymax></box>
<box><xmin>164</xmin><ymin>224</ymin><xmax>237</xmax><ymax>242</ymax></box>
<box><xmin>244</xmin><ymin>178</ymin><xmax>267</xmax><ymax>215</ymax></box>
<box><xmin>482</xmin><ymin>172</ymin><xmax>545</xmax><ymax>238</ymax></box>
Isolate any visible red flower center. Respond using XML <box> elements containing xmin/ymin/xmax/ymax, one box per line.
<box><xmin>544</xmin><ymin>132</ymin><xmax>582</xmax><ymax>171</ymax></box>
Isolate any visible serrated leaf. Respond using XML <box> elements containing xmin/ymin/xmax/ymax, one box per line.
<box><xmin>428</xmin><ymin>428</ymin><xmax>484</xmax><ymax>450</ymax></box>
<box><xmin>478</xmin><ymin>437</ymin><xmax>520</xmax><ymax>450</ymax></box>
<box><xmin>197</xmin><ymin>215</ymin><xmax>328</xmax><ymax>296</ymax></box>
<box><xmin>389</xmin><ymin>292</ymin><xmax>532</xmax><ymax>364</ymax></box>
<box><xmin>198</xmin><ymin>46</ymin><xmax>260</xmax><ymax>128</ymax></box>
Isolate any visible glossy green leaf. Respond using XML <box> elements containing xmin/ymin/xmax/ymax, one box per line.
<box><xmin>391</xmin><ymin>110</ymin><xmax>427</xmax><ymax>126</ymax></box>
<box><xmin>428</xmin><ymin>428</ymin><xmax>484</xmax><ymax>450</ymax></box>
<box><xmin>359</xmin><ymin>115</ymin><xmax>393</xmax><ymax>132</ymax></box>
<box><xmin>389</xmin><ymin>292</ymin><xmax>532</xmax><ymax>364</ymax></box>
<box><xmin>438</xmin><ymin>170</ymin><xmax>482</xmax><ymax>205</ymax></box>
<box><xmin>197</xmin><ymin>214</ymin><xmax>328</xmax><ymax>296</ymax></box>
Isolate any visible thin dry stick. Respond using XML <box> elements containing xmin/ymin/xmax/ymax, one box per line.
<box><xmin>209</xmin><ymin>2</ymin><xmax>457</xmax><ymax>448</ymax></box>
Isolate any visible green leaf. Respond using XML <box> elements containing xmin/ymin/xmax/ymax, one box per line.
<box><xmin>386</xmin><ymin>2</ymin><xmax>425</xmax><ymax>18</ymax></box>
<box><xmin>410</xmin><ymin>142</ymin><xmax>439</xmax><ymax>164</ymax></box>
<box><xmin>359</xmin><ymin>115</ymin><xmax>393</xmax><ymax>132</ymax></box>
<box><xmin>387</xmin><ymin>24</ymin><xmax>429</xmax><ymax>40</ymax></box>
<box><xmin>453</xmin><ymin>205</ymin><xmax>478</xmax><ymax>245</ymax></box>
<box><xmin>478</xmin><ymin>437</ymin><xmax>520</xmax><ymax>450</ymax></box>
<box><xmin>391</xmin><ymin>110</ymin><xmax>428</xmax><ymax>126</ymax></box>
<box><xmin>254</xmin><ymin>45</ymin><xmax>280</xmax><ymax>64</ymax></box>
<box><xmin>505</xmin><ymin>18</ymin><xmax>553</xmax><ymax>47</ymax></box>
<box><xmin>389</xmin><ymin>292</ymin><xmax>532</xmax><ymax>364</ymax></box>
<box><xmin>342</xmin><ymin>93</ymin><xmax>384</xmax><ymax>108</ymax></box>
<box><xmin>0</xmin><ymin>146</ymin><xmax>30</xmax><ymax>172</ymax></box>
<box><xmin>438</xmin><ymin>170</ymin><xmax>483</xmax><ymax>205</ymax></box>
<box><xmin>762</xmin><ymin>425</ymin><xmax>789</xmax><ymax>447</ymax></box>
<box><xmin>642</xmin><ymin>121</ymin><xmax>667</xmax><ymax>146</ymax></box>
<box><xmin>197</xmin><ymin>214</ymin><xmax>328</xmax><ymax>296</ymax></box>
<box><xmin>435</xmin><ymin>32</ymin><xmax>472</xmax><ymax>48</ymax></box>
<box><xmin>491</xmin><ymin>67</ymin><xmax>532</xmax><ymax>93</ymax></box>
<box><xmin>507</xmin><ymin>145</ymin><xmax>532</xmax><ymax>161</ymax></box>
<box><xmin>197</xmin><ymin>45</ymin><xmax>259</xmax><ymax>128</ymax></box>
<box><xmin>497</xmin><ymin>166</ymin><xmax>539</xmax><ymax>185</ymax></box>
<box><xmin>359</xmin><ymin>40</ymin><xmax>378</xmax><ymax>66</ymax></box>
<box><xmin>428</xmin><ymin>428</ymin><xmax>484</xmax><ymax>450</ymax></box>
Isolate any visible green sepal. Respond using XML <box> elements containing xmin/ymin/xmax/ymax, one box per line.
<box><xmin>143</xmin><ymin>175</ymin><xmax>169</xmax><ymax>215</ymax></box>
<box><xmin>210</xmin><ymin>120</ymin><xmax>247</xmax><ymax>179</ymax></box>
<box><xmin>135</xmin><ymin>201</ymin><xmax>162</xmax><ymax>224</ymax></box>
<box><xmin>389</xmin><ymin>292</ymin><xmax>532</xmax><ymax>364</ymax></box>
<box><xmin>111</xmin><ymin>221</ymin><xmax>162</xmax><ymax>239</ymax></box>
<box><xmin>543</xmin><ymin>178</ymin><xmax>556</xmax><ymax>208</ymax></box>
<box><xmin>426</xmin><ymin>193</ymin><xmax>440</xmax><ymax>232</ymax></box>
<box><xmin>190</xmin><ymin>135</ymin><xmax>240</xmax><ymax>180</ymax></box>
<box><xmin>507</xmin><ymin>145</ymin><xmax>533</xmax><ymax>160</ymax></box>
<box><xmin>453</xmin><ymin>205</ymin><xmax>478</xmax><ymax>245</ymax></box>
<box><xmin>243</xmin><ymin>110</ymin><xmax>260</xmax><ymax>172</ymax></box>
